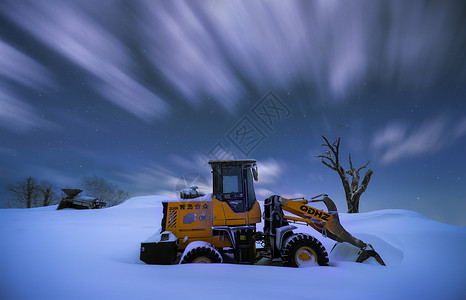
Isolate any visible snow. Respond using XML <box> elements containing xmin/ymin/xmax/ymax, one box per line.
<box><xmin>1</xmin><ymin>195</ymin><xmax>465</xmax><ymax>300</ymax></box>
<box><xmin>76</xmin><ymin>196</ymin><xmax>98</xmax><ymax>200</ymax></box>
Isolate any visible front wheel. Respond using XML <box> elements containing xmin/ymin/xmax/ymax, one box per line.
<box><xmin>180</xmin><ymin>242</ymin><xmax>222</xmax><ymax>264</ymax></box>
<box><xmin>281</xmin><ymin>233</ymin><xmax>329</xmax><ymax>267</ymax></box>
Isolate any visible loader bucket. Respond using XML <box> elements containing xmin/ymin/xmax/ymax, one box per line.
<box><xmin>310</xmin><ymin>195</ymin><xmax>386</xmax><ymax>266</ymax></box>
<box><xmin>355</xmin><ymin>244</ymin><xmax>386</xmax><ymax>265</ymax></box>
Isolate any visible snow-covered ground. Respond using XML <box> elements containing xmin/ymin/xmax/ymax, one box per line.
<box><xmin>1</xmin><ymin>195</ymin><xmax>465</xmax><ymax>300</ymax></box>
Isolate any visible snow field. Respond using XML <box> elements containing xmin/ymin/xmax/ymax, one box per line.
<box><xmin>1</xmin><ymin>195</ymin><xmax>465</xmax><ymax>300</ymax></box>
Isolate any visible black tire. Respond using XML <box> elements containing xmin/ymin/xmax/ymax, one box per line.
<box><xmin>281</xmin><ymin>233</ymin><xmax>329</xmax><ymax>267</ymax></box>
<box><xmin>180</xmin><ymin>244</ymin><xmax>222</xmax><ymax>264</ymax></box>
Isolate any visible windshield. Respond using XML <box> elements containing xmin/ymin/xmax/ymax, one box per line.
<box><xmin>221</xmin><ymin>167</ymin><xmax>242</xmax><ymax>194</ymax></box>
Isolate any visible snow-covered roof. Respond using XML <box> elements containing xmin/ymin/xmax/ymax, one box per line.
<box><xmin>208</xmin><ymin>159</ymin><xmax>256</xmax><ymax>166</ymax></box>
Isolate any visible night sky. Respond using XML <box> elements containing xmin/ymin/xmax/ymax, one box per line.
<box><xmin>1</xmin><ymin>1</ymin><xmax>465</xmax><ymax>225</ymax></box>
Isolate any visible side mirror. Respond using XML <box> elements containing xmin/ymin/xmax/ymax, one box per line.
<box><xmin>252</xmin><ymin>166</ymin><xmax>258</xmax><ymax>181</ymax></box>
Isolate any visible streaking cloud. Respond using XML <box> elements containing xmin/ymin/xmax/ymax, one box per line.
<box><xmin>2</xmin><ymin>0</ymin><xmax>464</xmax><ymax>115</ymax></box>
<box><xmin>0</xmin><ymin>40</ymin><xmax>57</xmax><ymax>132</ymax></box>
<box><xmin>372</xmin><ymin>116</ymin><xmax>466</xmax><ymax>164</ymax></box>
<box><xmin>138</xmin><ymin>0</ymin><xmax>465</xmax><ymax>104</ymax></box>
<box><xmin>0</xmin><ymin>87</ymin><xmax>58</xmax><ymax>132</ymax></box>
<box><xmin>0</xmin><ymin>40</ymin><xmax>54</xmax><ymax>89</ymax></box>
<box><xmin>2</xmin><ymin>0</ymin><xmax>169</xmax><ymax>121</ymax></box>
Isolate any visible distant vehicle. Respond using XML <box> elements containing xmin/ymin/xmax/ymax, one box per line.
<box><xmin>57</xmin><ymin>189</ymin><xmax>106</xmax><ymax>210</ymax></box>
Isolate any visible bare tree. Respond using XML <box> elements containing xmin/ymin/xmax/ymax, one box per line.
<box><xmin>6</xmin><ymin>177</ymin><xmax>40</xmax><ymax>208</ymax></box>
<box><xmin>80</xmin><ymin>175</ymin><xmax>130</xmax><ymax>207</ymax></box>
<box><xmin>315</xmin><ymin>135</ymin><xmax>373</xmax><ymax>213</ymax></box>
<box><xmin>37</xmin><ymin>182</ymin><xmax>59</xmax><ymax>206</ymax></box>
<box><xmin>6</xmin><ymin>177</ymin><xmax>59</xmax><ymax>208</ymax></box>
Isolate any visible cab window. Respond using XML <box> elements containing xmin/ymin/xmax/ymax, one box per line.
<box><xmin>221</xmin><ymin>167</ymin><xmax>242</xmax><ymax>194</ymax></box>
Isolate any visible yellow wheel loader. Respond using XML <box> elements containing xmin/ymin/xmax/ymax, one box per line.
<box><xmin>140</xmin><ymin>160</ymin><xmax>385</xmax><ymax>267</ymax></box>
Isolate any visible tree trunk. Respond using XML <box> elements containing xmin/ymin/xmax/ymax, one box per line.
<box><xmin>347</xmin><ymin>169</ymin><xmax>373</xmax><ymax>213</ymax></box>
<box><xmin>43</xmin><ymin>193</ymin><xmax>51</xmax><ymax>206</ymax></box>
<box><xmin>347</xmin><ymin>195</ymin><xmax>360</xmax><ymax>213</ymax></box>
<box><xmin>26</xmin><ymin>177</ymin><xmax>33</xmax><ymax>208</ymax></box>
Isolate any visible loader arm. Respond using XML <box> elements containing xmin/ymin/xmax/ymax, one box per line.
<box><xmin>280</xmin><ymin>195</ymin><xmax>385</xmax><ymax>265</ymax></box>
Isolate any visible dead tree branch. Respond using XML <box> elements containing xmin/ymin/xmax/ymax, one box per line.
<box><xmin>315</xmin><ymin>135</ymin><xmax>373</xmax><ymax>213</ymax></box>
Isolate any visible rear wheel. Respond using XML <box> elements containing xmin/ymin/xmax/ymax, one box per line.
<box><xmin>180</xmin><ymin>242</ymin><xmax>222</xmax><ymax>264</ymax></box>
<box><xmin>281</xmin><ymin>233</ymin><xmax>329</xmax><ymax>267</ymax></box>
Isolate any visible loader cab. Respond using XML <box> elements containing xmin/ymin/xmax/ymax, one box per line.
<box><xmin>209</xmin><ymin>160</ymin><xmax>261</xmax><ymax>225</ymax></box>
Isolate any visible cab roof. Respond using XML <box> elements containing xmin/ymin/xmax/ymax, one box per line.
<box><xmin>208</xmin><ymin>159</ymin><xmax>256</xmax><ymax>166</ymax></box>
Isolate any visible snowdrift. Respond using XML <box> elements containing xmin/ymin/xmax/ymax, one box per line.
<box><xmin>1</xmin><ymin>196</ymin><xmax>465</xmax><ymax>300</ymax></box>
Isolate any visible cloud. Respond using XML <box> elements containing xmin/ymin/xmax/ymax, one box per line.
<box><xmin>116</xmin><ymin>164</ymin><xmax>212</xmax><ymax>197</ymax></box>
<box><xmin>3</xmin><ymin>1</ymin><xmax>169</xmax><ymax>121</ymax></box>
<box><xmin>372</xmin><ymin>123</ymin><xmax>407</xmax><ymax>149</ymax></box>
<box><xmin>30</xmin><ymin>166</ymin><xmax>79</xmax><ymax>188</ymax></box>
<box><xmin>0</xmin><ymin>87</ymin><xmax>59</xmax><ymax>132</ymax></box>
<box><xmin>169</xmin><ymin>153</ymin><xmax>211</xmax><ymax>173</ymax></box>
<box><xmin>372</xmin><ymin>116</ymin><xmax>466</xmax><ymax>164</ymax></box>
<box><xmin>0</xmin><ymin>41</ymin><xmax>59</xmax><ymax>132</ymax></box>
<box><xmin>138</xmin><ymin>0</ymin><xmax>465</xmax><ymax>104</ymax></box>
<box><xmin>117</xmin><ymin>167</ymin><xmax>178</xmax><ymax>194</ymax></box>
<box><xmin>281</xmin><ymin>192</ymin><xmax>307</xmax><ymax>200</ymax></box>
<box><xmin>256</xmin><ymin>158</ymin><xmax>286</xmax><ymax>185</ymax></box>
<box><xmin>255</xmin><ymin>188</ymin><xmax>275</xmax><ymax>200</ymax></box>
<box><xmin>151</xmin><ymin>189</ymin><xmax>178</xmax><ymax>199</ymax></box>
<box><xmin>139</xmin><ymin>0</ymin><xmax>243</xmax><ymax>110</ymax></box>
<box><xmin>2</xmin><ymin>0</ymin><xmax>463</xmax><ymax>114</ymax></box>
<box><xmin>454</xmin><ymin>117</ymin><xmax>466</xmax><ymax>138</ymax></box>
<box><xmin>0</xmin><ymin>40</ymin><xmax>55</xmax><ymax>89</ymax></box>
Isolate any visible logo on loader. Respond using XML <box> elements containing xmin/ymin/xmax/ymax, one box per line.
<box><xmin>299</xmin><ymin>205</ymin><xmax>331</xmax><ymax>222</ymax></box>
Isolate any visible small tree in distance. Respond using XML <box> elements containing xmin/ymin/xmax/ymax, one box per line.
<box><xmin>315</xmin><ymin>135</ymin><xmax>373</xmax><ymax>213</ymax></box>
<box><xmin>80</xmin><ymin>175</ymin><xmax>130</xmax><ymax>207</ymax></box>
<box><xmin>6</xmin><ymin>177</ymin><xmax>59</xmax><ymax>208</ymax></box>
<box><xmin>37</xmin><ymin>182</ymin><xmax>58</xmax><ymax>206</ymax></box>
